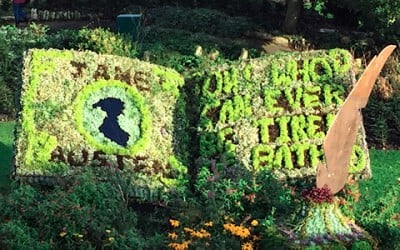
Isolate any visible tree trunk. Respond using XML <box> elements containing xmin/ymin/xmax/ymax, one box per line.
<box><xmin>283</xmin><ymin>0</ymin><xmax>302</xmax><ymax>34</ymax></box>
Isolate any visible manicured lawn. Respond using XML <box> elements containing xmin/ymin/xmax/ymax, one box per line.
<box><xmin>356</xmin><ymin>149</ymin><xmax>400</xmax><ymax>217</ymax></box>
<box><xmin>360</xmin><ymin>150</ymin><xmax>400</xmax><ymax>202</ymax></box>
<box><xmin>352</xmin><ymin>150</ymin><xmax>400</xmax><ymax>248</ymax></box>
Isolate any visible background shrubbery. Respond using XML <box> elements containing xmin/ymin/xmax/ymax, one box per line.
<box><xmin>0</xmin><ymin>24</ymin><xmax>50</xmax><ymax>116</ymax></box>
<box><xmin>0</xmin><ymin>170</ymin><xmax>157</xmax><ymax>249</ymax></box>
<box><xmin>0</xmin><ymin>24</ymin><xmax>138</xmax><ymax>117</ymax></box>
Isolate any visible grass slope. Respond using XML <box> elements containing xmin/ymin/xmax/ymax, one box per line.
<box><xmin>354</xmin><ymin>150</ymin><xmax>400</xmax><ymax>248</ymax></box>
<box><xmin>362</xmin><ymin>150</ymin><xmax>400</xmax><ymax>201</ymax></box>
<box><xmin>357</xmin><ymin>149</ymin><xmax>400</xmax><ymax>220</ymax></box>
<box><xmin>0</xmin><ymin>121</ymin><xmax>14</xmax><ymax>192</ymax></box>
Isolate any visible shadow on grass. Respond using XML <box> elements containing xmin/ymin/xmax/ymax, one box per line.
<box><xmin>0</xmin><ymin>141</ymin><xmax>12</xmax><ymax>193</ymax></box>
<box><xmin>364</xmin><ymin>223</ymin><xmax>400</xmax><ymax>249</ymax></box>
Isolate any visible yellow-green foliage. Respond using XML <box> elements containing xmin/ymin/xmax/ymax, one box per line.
<box><xmin>14</xmin><ymin>49</ymin><xmax>188</xmax><ymax>190</ymax></box>
<box><xmin>197</xmin><ymin>49</ymin><xmax>370</xmax><ymax>179</ymax></box>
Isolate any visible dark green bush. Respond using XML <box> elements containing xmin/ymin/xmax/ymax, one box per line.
<box><xmin>0</xmin><ymin>24</ymin><xmax>50</xmax><ymax>118</ymax></box>
<box><xmin>351</xmin><ymin>241</ymin><xmax>373</xmax><ymax>250</ymax></box>
<box><xmin>0</xmin><ymin>220</ymin><xmax>52</xmax><ymax>250</ymax></box>
<box><xmin>70</xmin><ymin>28</ymin><xmax>138</xmax><ymax>57</ymax></box>
<box><xmin>195</xmin><ymin>165</ymin><xmax>298</xmax><ymax>220</ymax></box>
<box><xmin>49</xmin><ymin>27</ymin><xmax>138</xmax><ymax>57</ymax></box>
<box><xmin>140</xmin><ymin>26</ymin><xmax>251</xmax><ymax>69</ymax></box>
<box><xmin>147</xmin><ymin>6</ymin><xmax>259</xmax><ymax>38</ymax></box>
<box><xmin>0</xmin><ymin>170</ymin><xmax>152</xmax><ymax>249</ymax></box>
<box><xmin>160</xmin><ymin>160</ymin><xmax>300</xmax><ymax>249</ymax></box>
<box><xmin>363</xmin><ymin>94</ymin><xmax>400</xmax><ymax>148</ymax></box>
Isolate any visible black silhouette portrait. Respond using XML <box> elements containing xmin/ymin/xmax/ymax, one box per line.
<box><xmin>92</xmin><ymin>98</ymin><xmax>129</xmax><ymax>147</ymax></box>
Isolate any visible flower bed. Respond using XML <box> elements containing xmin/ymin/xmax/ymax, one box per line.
<box><xmin>196</xmin><ymin>49</ymin><xmax>370</xmax><ymax>179</ymax></box>
<box><xmin>13</xmin><ymin>49</ymin><xmax>189</xmax><ymax>196</ymax></box>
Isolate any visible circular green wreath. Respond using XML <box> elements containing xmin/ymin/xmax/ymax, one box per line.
<box><xmin>74</xmin><ymin>79</ymin><xmax>151</xmax><ymax>155</ymax></box>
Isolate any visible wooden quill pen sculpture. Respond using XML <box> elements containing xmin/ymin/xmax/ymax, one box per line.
<box><xmin>316</xmin><ymin>45</ymin><xmax>396</xmax><ymax>194</ymax></box>
<box><xmin>288</xmin><ymin>46</ymin><xmax>396</xmax><ymax>248</ymax></box>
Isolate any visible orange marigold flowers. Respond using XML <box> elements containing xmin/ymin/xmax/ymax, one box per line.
<box><xmin>168</xmin><ymin>232</ymin><xmax>178</xmax><ymax>240</ymax></box>
<box><xmin>241</xmin><ymin>242</ymin><xmax>254</xmax><ymax>250</ymax></box>
<box><xmin>184</xmin><ymin>227</ymin><xmax>211</xmax><ymax>239</ymax></box>
<box><xmin>252</xmin><ymin>235</ymin><xmax>260</xmax><ymax>241</ymax></box>
<box><xmin>250</xmin><ymin>220</ymin><xmax>258</xmax><ymax>227</ymax></box>
<box><xmin>223</xmin><ymin>223</ymin><xmax>251</xmax><ymax>239</ymax></box>
<box><xmin>169</xmin><ymin>219</ymin><xmax>180</xmax><ymax>228</ymax></box>
<box><xmin>168</xmin><ymin>240</ymin><xmax>191</xmax><ymax>250</ymax></box>
<box><xmin>204</xmin><ymin>221</ymin><xmax>213</xmax><ymax>227</ymax></box>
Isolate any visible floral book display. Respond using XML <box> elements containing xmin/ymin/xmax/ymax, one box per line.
<box><xmin>195</xmin><ymin>46</ymin><xmax>396</xmax><ymax>248</ymax></box>
<box><xmin>196</xmin><ymin>49</ymin><xmax>371</xmax><ymax>180</ymax></box>
<box><xmin>13</xmin><ymin>49</ymin><xmax>190</xmax><ymax>200</ymax></box>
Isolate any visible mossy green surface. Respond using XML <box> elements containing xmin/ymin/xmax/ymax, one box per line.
<box><xmin>196</xmin><ymin>49</ymin><xmax>370</xmax><ymax>179</ymax></box>
<box><xmin>14</xmin><ymin>49</ymin><xmax>189</xmax><ymax>191</ymax></box>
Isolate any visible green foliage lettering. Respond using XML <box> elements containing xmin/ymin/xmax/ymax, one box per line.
<box><xmin>219</xmin><ymin>99</ymin><xmax>234</xmax><ymax>123</ymax></box>
<box><xmin>202</xmin><ymin>71</ymin><xmax>223</xmax><ymax>97</ymax></box>
<box><xmin>309</xmin><ymin>144</ymin><xmax>323</xmax><ymax>168</ymax></box>
<box><xmin>298</xmin><ymin>59</ymin><xmax>311</xmax><ymax>82</ymax></box>
<box><xmin>217</xmin><ymin>127</ymin><xmax>235</xmax><ymax>152</ymax></box>
<box><xmin>26</xmin><ymin>132</ymin><xmax>58</xmax><ymax>167</ymax></box>
<box><xmin>263</xmin><ymin>88</ymin><xmax>283</xmax><ymax>115</ymax></box>
<box><xmin>223</xmin><ymin>67</ymin><xmax>239</xmax><ymax>95</ymax></box>
<box><xmin>291</xmin><ymin>143</ymin><xmax>310</xmax><ymax>167</ymax></box>
<box><xmin>328</xmin><ymin>49</ymin><xmax>352</xmax><ymax>74</ymax></box>
<box><xmin>325</xmin><ymin>113</ymin><xmax>336</xmax><ymax>130</ymax></box>
<box><xmin>271</xmin><ymin>59</ymin><xmax>298</xmax><ymax>86</ymax></box>
<box><xmin>303</xmin><ymin>85</ymin><xmax>321</xmax><ymax>108</ymax></box>
<box><xmin>290</xmin><ymin>115</ymin><xmax>308</xmax><ymax>142</ymax></box>
<box><xmin>256</xmin><ymin>118</ymin><xmax>275</xmax><ymax>143</ymax></box>
<box><xmin>197</xmin><ymin>49</ymin><xmax>368</xmax><ymax>179</ymax></box>
<box><xmin>252</xmin><ymin>144</ymin><xmax>274</xmax><ymax>171</ymax></box>
<box><xmin>276</xmin><ymin>116</ymin><xmax>291</xmax><ymax>144</ymax></box>
<box><xmin>322</xmin><ymin>84</ymin><xmax>345</xmax><ymax>106</ymax></box>
<box><xmin>242</xmin><ymin>63</ymin><xmax>252</xmax><ymax>82</ymax></box>
<box><xmin>307</xmin><ymin>115</ymin><xmax>325</xmax><ymax>140</ymax></box>
<box><xmin>273</xmin><ymin>144</ymin><xmax>293</xmax><ymax>169</ymax></box>
<box><xmin>219</xmin><ymin>95</ymin><xmax>252</xmax><ymax>123</ymax></box>
<box><xmin>284</xmin><ymin>87</ymin><xmax>303</xmax><ymax>111</ymax></box>
<box><xmin>309</xmin><ymin>57</ymin><xmax>333</xmax><ymax>83</ymax></box>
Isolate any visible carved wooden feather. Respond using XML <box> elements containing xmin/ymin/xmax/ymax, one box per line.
<box><xmin>316</xmin><ymin>45</ymin><xmax>396</xmax><ymax>194</ymax></box>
